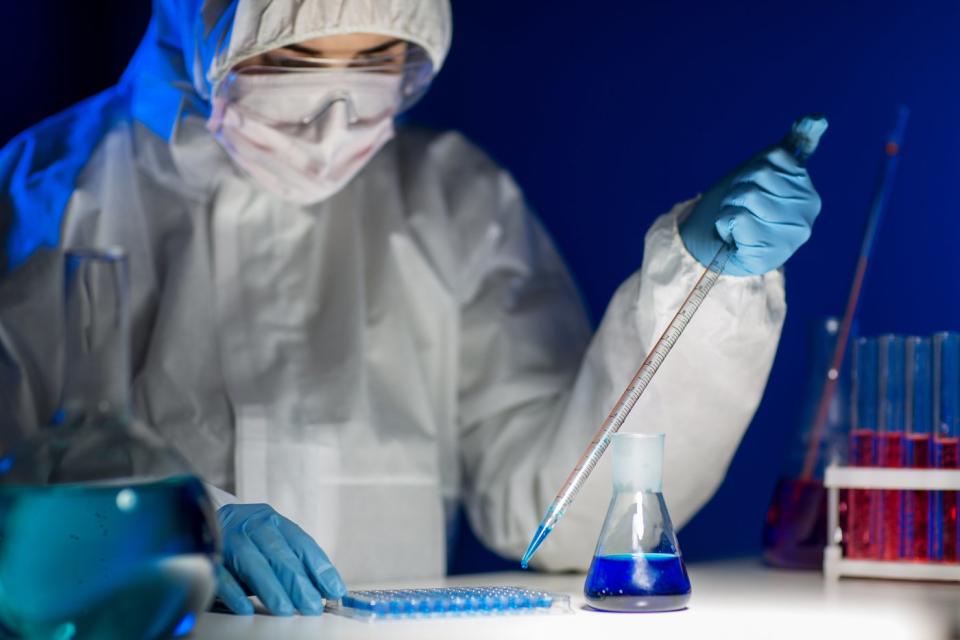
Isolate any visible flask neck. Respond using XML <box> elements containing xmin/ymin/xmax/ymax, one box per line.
<box><xmin>58</xmin><ymin>250</ymin><xmax>132</xmax><ymax>424</ymax></box>
<box><xmin>612</xmin><ymin>434</ymin><xmax>664</xmax><ymax>493</ymax></box>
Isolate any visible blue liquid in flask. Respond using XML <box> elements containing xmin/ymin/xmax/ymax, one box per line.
<box><xmin>0</xmin><ymin>476</ymin><xmax>217</xmax><ymax>639</ymax></box>
<box><xmin>584</xmin><ymin>553</ymin><xmax>691</xmax><ymax>612</ymax></box>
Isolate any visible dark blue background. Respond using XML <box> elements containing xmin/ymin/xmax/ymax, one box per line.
<box><xmin>3</xmin><ymin>1</ymin><xmax>958</xmax><ymax>565</ymax></box>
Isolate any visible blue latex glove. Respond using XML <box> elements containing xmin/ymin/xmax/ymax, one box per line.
<box><xmin>216</xmin><ymin>503</ymin><xmax>346</xmax><ymax>616</ymax></box>
<box><xmin>680</xmin><ymin>131</ymin><xmax>824</xmax><ymax>276</ymax></box>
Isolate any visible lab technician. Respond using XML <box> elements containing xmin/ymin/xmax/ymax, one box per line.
<box><xmin>0</xmin><ymin>0</ymin><xmax>823</xmax><ymax>617</ymax></box>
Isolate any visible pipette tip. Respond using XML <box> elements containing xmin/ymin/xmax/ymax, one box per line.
<box><xmin>520</xmin><ymin>523</ymin><xmax>552</xmax><ymax>569</ymax></box>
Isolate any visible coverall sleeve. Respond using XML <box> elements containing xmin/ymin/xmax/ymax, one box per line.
<box><xmin>457</xmin><ymin>172</ymin><xmax>786</xmax><ymax>571</ymax></box>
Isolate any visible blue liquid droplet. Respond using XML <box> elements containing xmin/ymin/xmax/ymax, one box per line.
<box><xmin>173</xmin><ymin>612</ymin><xmax>196</xmax><ymax>637</ymax></box>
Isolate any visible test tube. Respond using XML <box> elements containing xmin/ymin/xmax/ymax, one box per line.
<box><xmin>903</xmin><ymin>337</ymin><xmax>932</xmax><ymax>561</ymax></box>
<box><xmin>933</xmin><ymin>332</ymin><xmax>960</xmax><ymax>563</ymax></box>
<box><xmin>847</xmin><ymin>337</ymin><xmax>878</xmax><ymax>559</ymax></box>
<box><xmin>876</xmin><ymin>335</ymin><xmax>905</xmax><ymax>560</ymax></box>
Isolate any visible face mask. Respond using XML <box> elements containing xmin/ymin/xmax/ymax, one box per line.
<box><xmin>207</xmin><ymin>71</ymin><xmax>402</xmax><ymax>205</ymax></box>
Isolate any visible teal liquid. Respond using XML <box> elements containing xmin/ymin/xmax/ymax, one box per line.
<box><xmin>0</xmin><ymin>476</ymin><xmax>217</xmax><ymax>639</ymax></box>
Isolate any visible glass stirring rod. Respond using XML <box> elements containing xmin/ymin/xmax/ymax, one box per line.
<box><xmin>520</xmin><ymin>114</ymin><xmax>828</xmax><ymax>568</ymax></box>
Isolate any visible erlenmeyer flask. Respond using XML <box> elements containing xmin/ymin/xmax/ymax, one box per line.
<box><xmin>584</xmin><ymin>433</ymin><xmax>691</xmax><ymax>612</ymax></box>
<box><xmin>0</xmin><ymin>249</ymin><xmax>219</xmax><ymax>640</ymax></box>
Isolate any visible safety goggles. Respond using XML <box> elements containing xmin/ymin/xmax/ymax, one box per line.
<box><xmin>214</xmin><ymin>45</ymin><xmax>434</xmax><ymax>127</ymax></box>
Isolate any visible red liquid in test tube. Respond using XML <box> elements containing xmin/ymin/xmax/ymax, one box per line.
<box><xmin>847</xmin><ymin>428</ymin><xmax>876</xmax><ymax>558</ymax></box>
<box><xmin>847</xmin><ymin>337</ymin><xmax>879</xmax><ymax>560</ymax></box>
<box><xmin>877</xmin><ymin>431</ymin><xmax>904</xmax><ymax>560</ymax></box>
<box><xmin>933</xmin><ymin>333</ymin><xmax>960</xmax><ymax>563</ymax></box>
<box><xmin>903</xmin><ymin>337</ymin><xmax>933</xmax><ymax>561</ymax></box>
<box><xmin>874</xmin><ymin>335</ymin><xmax>905</xmax><ymax>561</ymax></box>
<box><xmin>903</xmin><ymin>433</ymin><xmax>931</xmax><ymax>560</ymax></box>
<box><xmin>935</xmin><ymin>437</ymin><xmax>959</xmax><ymax>563</ymax></box>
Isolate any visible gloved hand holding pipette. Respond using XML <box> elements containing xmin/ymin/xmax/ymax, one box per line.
<box><xmin>521</xmin><ymin>115</ymin><xmax>828</xmax><ymax>568</ymax></box>
<box><xmin>680</xmin><ymin>119</ymin><xmax>826</xmax><ymax>276</ymax></box>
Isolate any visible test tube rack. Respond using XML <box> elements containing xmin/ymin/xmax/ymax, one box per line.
<box><xmin>823</xmin><ymin>464</ymin><xmax>960</xmax><ymax>582</ymax></box>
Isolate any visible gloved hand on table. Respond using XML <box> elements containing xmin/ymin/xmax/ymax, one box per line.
<box><xmin>680</xmin><ymin>132</ymin><xmax>824</xmax><ymax>276</ymax></box>
<box><xmin>216</xmin><ymin>503</ymin><xmax>346</xmax><ymax>616</ymax></box>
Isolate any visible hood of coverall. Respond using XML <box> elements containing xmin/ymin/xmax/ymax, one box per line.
<box><xmin>121</xmin><ymin>0</ymin><xmax>453</xmax><ymax>142</ymax></box>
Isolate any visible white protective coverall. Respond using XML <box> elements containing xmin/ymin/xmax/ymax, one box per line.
<box><xmin>0</xmin><ymin>0</ymin><xmax>786</xmax><ymax>582</ymax></box>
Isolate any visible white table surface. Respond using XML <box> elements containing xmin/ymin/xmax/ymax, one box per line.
<box><xmin>194</xmin><ymin>558</ymin><xmax>959</xmax><ymax>639</ymax></box>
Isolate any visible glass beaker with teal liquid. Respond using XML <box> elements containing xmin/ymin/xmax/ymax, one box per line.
<box><xmin>0</xmin><ymin>249</ymin><xmax>219</xmax><ymax>639</ymax></box>
<box><xmin>584</xmin><ymin>433</ymin><xmax>691</xmax><ymax>612</ymax></box>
